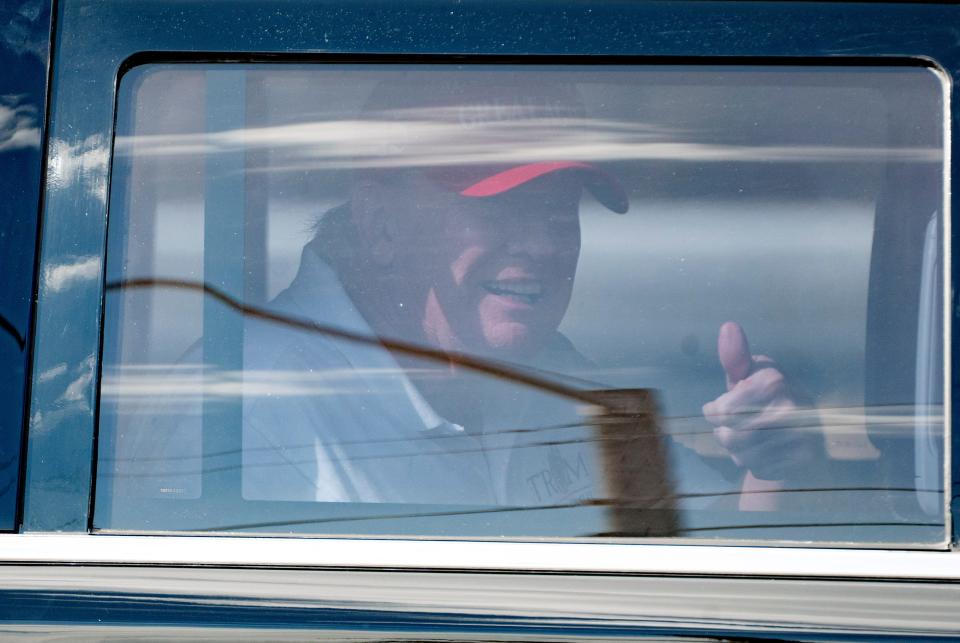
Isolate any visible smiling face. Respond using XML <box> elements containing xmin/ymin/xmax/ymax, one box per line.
<box><xmin>370</xmin><ymin>170</ymin><xmax>583</xmax><ymax>360</ymax></box>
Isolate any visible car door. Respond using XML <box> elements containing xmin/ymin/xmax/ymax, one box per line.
<box><xmin>2</xmin><ymin>0</ymin><xmax>960</xmax><ymax>640</ymax></box>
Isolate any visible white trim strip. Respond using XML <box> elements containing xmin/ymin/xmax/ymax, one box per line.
<box><xmin>1</xmin><ymin>534</ymin><xmax>958</xmax><ymax>579</ymax></box>
<box><xmin>937</xmin><ymin>61</ymin><xmax>953</xmax><ymax>535</ymax></box>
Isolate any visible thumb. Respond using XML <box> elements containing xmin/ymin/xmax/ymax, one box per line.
<box><xmin>718</xmin><ymin>321</ymin><xmax>752</xmax><ymax>389</ymax></box>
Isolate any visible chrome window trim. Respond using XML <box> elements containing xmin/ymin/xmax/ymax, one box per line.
<box><xmin>0</xmin><ymin>534</ymin><xmax>957</xmax><ymax>579</ymax></box>
<box><xmin>941</xmin><ymin>65</ymin><xmax>953</xmax><ymax>533</ymax></box>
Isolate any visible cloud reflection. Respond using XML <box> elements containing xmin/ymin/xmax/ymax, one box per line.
<box><xmin>43</xmin><ymin>255</ymin><xmax>100</xmax><ymax>293</ymax></box>
<box><xmin>47</xmin><ymin>134</ymin><xmax>109</xmax><ymax>203</ymax></box>
<box><xmin>102</xmin><ymin>366</ymin><xmax>441</xmax><ymax>402</ymax></box>
<box><xmin>114</xmin><ymin>113</ymin><xmax>942</xmax><ymax>171</ymax></box>
<box><xmin>102</xmin><ymin>364</ymin><xmax>943</xmax><ymax>436</ymax></box>
<box><xmin>0</xmin><ymin>94</ymin><xmax>40</xmax><ymax>152</ymax></box>
<box><xmin>1</xmin><ymin>0</ymin><xmax>47</xmax><ymax>60</ymax></box>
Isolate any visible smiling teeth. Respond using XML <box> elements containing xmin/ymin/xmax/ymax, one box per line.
<box><xmin>484</xmin><ymin>281</ymin><xmax>543</xmax><ymax>299</ymax></box>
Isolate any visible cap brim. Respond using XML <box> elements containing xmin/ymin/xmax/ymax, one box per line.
<box><xmin>457</xmin><ymin>161</ymin><xmax>629</xmax><ymax>214</ymax></box>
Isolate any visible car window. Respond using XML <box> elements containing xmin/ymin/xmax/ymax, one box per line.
<box><xmin>93</xmin><ymin>63</ymin><xmax>946</xmax><ymax>544</ymax></box>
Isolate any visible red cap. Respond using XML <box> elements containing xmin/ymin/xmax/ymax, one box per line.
<box><xmin>426</xmin><ymin>161</ymin><xmax>629</xmax><ymax>214</ymax></box>
<box><xmin>361</xmin><ymin>76</ymin><xmax>630</xmax><ymax>214</ymax></box>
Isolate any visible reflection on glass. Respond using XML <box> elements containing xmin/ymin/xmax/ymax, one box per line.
<box><xmin>95</xmin><ymin>64</ymin><xmax>946</xmax><ymax>543</ymax></box>
<box><xmin>0</xmin><ymin>3</ymin><xmax>52</xmax><ymax>529</ymax></box>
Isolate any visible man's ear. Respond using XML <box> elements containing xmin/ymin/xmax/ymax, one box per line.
<box><xmin>350</xmin><ymin>176</ymin><xmax>396</xmax><ymax>267</ymax></box>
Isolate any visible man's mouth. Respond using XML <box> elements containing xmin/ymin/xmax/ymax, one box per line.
<box><xmin>481</xmin><ymin>279</ymin><xmax>543</xmax><ymax>305</ymax></box>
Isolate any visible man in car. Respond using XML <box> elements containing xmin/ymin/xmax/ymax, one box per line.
<box><xmin>121</xmin><ymin>77</ymin><xmax>823</xmax><ymax>530</ymax></box>
<box><xmin>234</xmin><ymin>77</ymin><xmax>822</xmax><ymax>516</ymax></box>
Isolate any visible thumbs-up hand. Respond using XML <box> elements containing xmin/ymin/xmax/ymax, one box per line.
<box><xmin>702</xmin><ymin>322</ymin><xmax>820</xmax><ymax>485</ymax></box>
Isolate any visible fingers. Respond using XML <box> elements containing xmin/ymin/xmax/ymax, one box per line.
<box><xmin>718</xmin><ymin>321</ymin><xmax>752</xmax><ymax>389</ymax></box>
<box><xmin>708</xmin><ymin>395</ymin><xmax>821</xmax><ymax>480</ymax></box>
<box><xmin>703</xmin><ymin>361</ymin><xmax>815</xmax><ymax>480</ymax></box>
<box><xmin>714</xmin><ymin>422</ymin><xmax>802</xmax><ymax>479</ymax></box>
<box><xmin>716</xmin><ymin>423</ymin><xmax>818</xmax><ymax>481</ymax></box>
<box><xmin>702</xmin><ymin>366</ymin><xmax>787</xmax><ymax>428</ymax></box>
<box><xmin>712</xmin><ymin>398</ymin><xmax>798</xmax><ymax>456</ymax></box>
<box><xmin>711</xmin><ymin>397</ymin><xmax>797</xmax><ymax>466</ymax></box>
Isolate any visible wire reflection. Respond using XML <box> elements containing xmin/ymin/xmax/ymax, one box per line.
<box><xmin>190</xmin><ymin>501</ymin><xmax>941</xmax><ymax>535</ymax></box>
<box><xmin>103</xmin><ymin>278</ymin><xmax>944</xmax><ymax>538</ymax></box>
<box><xmin>101</xmin><ymin>425</ymin><xmax>835</xmax><ymax>477</ymax></box>
<box><xmin>99</xmin><ymin>406</ymin><xmax>924</xmax><ymax>465</ymax></box>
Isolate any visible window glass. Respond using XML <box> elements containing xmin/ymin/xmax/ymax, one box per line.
<box><xmin>95</xmin><ymin>64</ymin><xmax>946</xmax><ymax>544</ymax></box>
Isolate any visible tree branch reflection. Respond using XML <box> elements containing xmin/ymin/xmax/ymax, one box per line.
<box><xmin>106</xmin><ymin>277</ymin><xmax>615</xmax><ymax>409</ymax></box>
<box><xmin>0</xmin><ymin>311</ymin><xmax>24</xmax><ymax>350</ymax></box>
<box><xmin>107</xmin><ymin>277</ymin><xmax>677</xmax><ymax>536</ymax></box>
